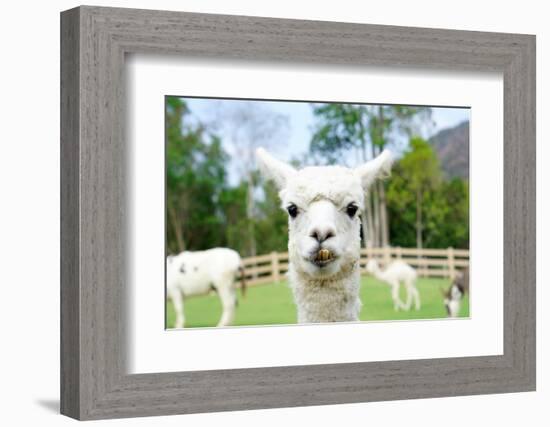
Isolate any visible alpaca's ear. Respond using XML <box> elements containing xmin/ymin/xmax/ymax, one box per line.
<box><xmin>355</xmin><ymin>149</ymin><xmax>394</xmax><ymax>191</ymax></box>
<box><xmin>256</xmin><ymin>147</ymin><xmax>296</xmax><ymax>189</ymax></box>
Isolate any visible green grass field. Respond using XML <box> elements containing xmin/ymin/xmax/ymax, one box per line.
<box><xmin>166</xmin><ymin>276</ymin><xmax>470</xmax><ymax>328</ymax></box>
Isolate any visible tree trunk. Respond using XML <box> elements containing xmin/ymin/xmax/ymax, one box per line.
<box><xmin>415</xmin><ymin>188</ymin><xmax>423</xmax><ymax>250</ymax></box>
<box><xmin>168</xmin><ymin>201</ymin><xmax>185</xmax><ymax>253</ymax></box>
<box><xmin>377</xmin><ymin>106</ymin><xmax>390</xmax><ymax>248</ymax></box>
<box><xmin>379</xmin><ymin>180</ymin><xmax>389</xmax><ymax>247</ymax></box>
<box><xmin>371</xmin><ymin>145</ymin><xmax>381</xmax><ymax>247</ymax></box>
<box><xmin>246</xmin><ymin>173</ymin><xmax>257</xmax><ymax>257</ymax></box>
<box><xmin>358</xmin><ymin>134</ymin><xmax>374</xmax><ymax>248</ymax></box>
<box><xmin>372</xmin><ymin>187</ymin><xmax>380</xmax><ymax>247</ymax></box>
<box><xmin>363</xmin><ymin>197</ymin><xmax>374</xmax><ymax>248</ymax></box>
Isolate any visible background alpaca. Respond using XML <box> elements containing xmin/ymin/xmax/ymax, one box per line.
<box><xmin>366</xmin><ymin>258</ymin><xmax>421</xmax><ymax>311</ymax></box>
<box><xmin>167</xmin><ymin>248</ymin><xmax>246</xmax><ymax>328</ymax></box>
<box><xmin>256</xmin><ymin>147</ymin><xmax>393</xmax><ymax>323</ymax></box>
<box><xmin>443</xmin><ymin>266</ymin><xmax>469</xmax><ymax>317</ymax></box>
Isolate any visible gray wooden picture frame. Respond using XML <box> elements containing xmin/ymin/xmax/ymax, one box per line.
<box><xmin>60</xmin><ymin>5</ymin><xmax>536</xmax><ymax>421</ymax></box>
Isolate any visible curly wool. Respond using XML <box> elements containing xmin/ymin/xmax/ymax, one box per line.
<box><xmin>288</xmin><ymin>260</ymin><xmax>362</xmax><ymax>323</ymax></box>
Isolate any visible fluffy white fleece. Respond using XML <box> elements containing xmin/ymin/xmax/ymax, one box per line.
<box><xmin>256</xmin><ymin>148</ymin><xmax>393</xmax><ymax>323</ymax></box>
<box><xmin>167</xmin><ymin>248</ymin><xmax>244</xmax><ymax>328</ymax></box>
<box><xmin>288</xmin><ymin>258</ymin><xmax>361</xmax><ymax>323</ymax></box>
<box><xmin>366</xmin><ymin>259</ymin><xmax>420</xmax><ymax>311</ymax></box>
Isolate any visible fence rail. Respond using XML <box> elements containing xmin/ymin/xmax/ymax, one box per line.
<box><xmin>242</xmin><ymin>247</ymin><xmax>469</xmax><ymax>287</ymax></box>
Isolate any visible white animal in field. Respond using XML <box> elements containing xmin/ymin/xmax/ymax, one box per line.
<box><xmin>366</xmin><ymin>258</ymin><xmax>421</xmax><ymax>311</ymax></box>
<box><xmin>256</xmin><ymin>147</ymin><xmax>393</xmax><ymax>323</ymax></box>
<box><xmin>167</xmin><ymin>248</ymin><xmax>246</xmax><ymax>328</ymax></box>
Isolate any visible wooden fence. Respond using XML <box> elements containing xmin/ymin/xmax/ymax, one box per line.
<box><xmin>241</xmin><ymin>247</ymin><xmax>469</xmax><ymax>287</ymax></box>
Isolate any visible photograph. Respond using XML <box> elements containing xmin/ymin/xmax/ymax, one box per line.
<box><xmin>165</xmin><ymin>96</ymin><xmax>470</xmax><ymax>329</ymax></box>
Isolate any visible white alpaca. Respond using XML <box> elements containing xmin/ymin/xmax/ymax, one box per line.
<box><xmin>256</xmin><ymin>147</ymin><xmax>393</xmax><ymax>323</ymax></box>
<box><xmin>167</xmin><ymin>248</ymin><xmax>246</xmax><ymax>328</ymax></box>
<box><xmin>366</xmin><ymin>259</ymin><xmax>420</xmax><ymax>311</ymax></box>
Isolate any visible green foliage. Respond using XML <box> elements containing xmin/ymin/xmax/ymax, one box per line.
<box><xmin>166</xmin><ymin>97</ymin><xmax>468</xmax><ymax>256</ymax></box>
<box><xmin>424</xmin><ymin>179</ymin><xmax>470</xmax><ymax>249</ymax></box>
<box><xmin>254</xmin><ymin>180</ymin><xmax>289</xmax><ymax>254</ymax></box>
<box><xmin>218</xmin><ymin>183</ymin><xmax>249</xmax><ymax>254</ymax></box>
<box><xmin>166</xmin><ymin>97</ymin><xmax>289</xmax><ymax>255</ymax></box>
<box><xmin>310</xmin><ymin>104</ymin><xmax>369</xmax><ymax>163</ymax></box>
<box><xmin>166</xmin><ymin>96</ymin><xmax>229</xmax><ymax>253</ymax></box>
<box><xmin>387</xmin><ymin>138</ymin><xmax>469</xmax><ymax>249</ymax></box>
<box><xmin>386</xmin><ymin>162</ymin><xmax>417</xmax><ymax>247</ymax></box>
<box><xmin>310</xmin><ymin>104</ymin><xmax>430</xmax><ymax>162</ymax></box>
<box><xmin>399</xmin><ymin>136</ymin><xmax>442</xmax><ymax>191</ymax></box>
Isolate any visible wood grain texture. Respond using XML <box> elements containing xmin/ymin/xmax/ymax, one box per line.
<box><xmin>60</xmin><ymin>5</ymin><xmax>536</xmax><ymax>420</ymax></box>
<box><xmin>60</xmin><ymin>7</ymin><xmax>80</xmax><ymax>419</ymax></box>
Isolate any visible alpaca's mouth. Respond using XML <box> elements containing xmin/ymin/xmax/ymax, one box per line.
<box><xmin>311</xmin><ymin>248</ymin><xmax>336</xmax><ymax>267</ymax></box>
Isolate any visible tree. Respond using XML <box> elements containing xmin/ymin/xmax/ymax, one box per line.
<box><xmin>367</xmin><ymin>106</ymin><xmax>431</xmax><ymax>247</ymax></box>
<box><xmin>212</xmin><ymin>101</ymin><xmax>289</xmax><ymax>257</ymax></box>
<box><xmin>254</xmin><ymin>178</ymin><xmax>289</xmax><ymax>254</ymax></box>
<box><xmin>310</xmin><ymin>104</ymin><xmax>376</xmax><ymax>246</ymax></box>
<box><xmin>218</xmin><ymin>182</ymin><xmax>249</xmax><ymax>255</ymax></box>
<box><xmin>390</xmin><ymin>137</ymin><xmax>442</xmax><ymax>250</ymax></box>
<box><xmin>387</xmin><ymin>166</ymin><xmax>469</xmax><ymax>250</ymax></box>
<box><xmin>424</xmin><ymin>178</ymin><xmax>469</xmax><ymax>249</ymax></box>
<box><xmin>165</xmin><ymin>97</ymin><xmax>229</xmax><ymax>253</ymax></box>
<box><xmin>310</xmin><ymin>103</ymin><xmax>431</xmax><ymax>247</ymax></box>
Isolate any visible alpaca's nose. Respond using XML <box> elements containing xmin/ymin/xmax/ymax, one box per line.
<box><xmin>309</xmin><ymin>225</ymin><xmax>336</xmax><ymax>243</ymax></box>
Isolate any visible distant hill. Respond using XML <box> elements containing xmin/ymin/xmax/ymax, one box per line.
<box><xmin>429</xmin><ymin>120</ymin><xmax>469</xmax><ymax>180</ymax></box>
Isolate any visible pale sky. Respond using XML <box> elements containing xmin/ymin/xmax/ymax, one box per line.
<box><xmin>182</xmin><ymin>97</ymin><xmax>469</xmax><ymax>185</ymax></box>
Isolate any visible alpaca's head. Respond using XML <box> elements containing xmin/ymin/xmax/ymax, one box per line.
<box><xmin>366</xmin><ymin>259</ymin><xmax>379</xmax><ymax>274</ymax></box>
<box><xmin>256</xmin><ymin>148</ymin><xmax>393</xmax><ymax>279</ymax></box>
<box><xmin>443</xmin><ymin>269</ymin><xmax>467</xmax><ymax>317</ymax></box>
<box><xmin>443</xmin><ymin>284</ymin><xmax>464</xmax><ymax>317</ymax></box>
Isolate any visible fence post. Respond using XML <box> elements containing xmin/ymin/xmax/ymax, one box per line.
<box><xmin>383</xmin><ymin>245</ymin><xmax>391</xmax><ymax>267</ymax></box>
<box><xmin>447</xmin><ymin>247</ymin><xmax>455</xmax><ymax>280</ymax></box>
<box><xmin>363</xmin><ymin>247</ymin><xmax>371</xmax><ymax>274</ymax></box>
<box><xmin>271</xmin><ymin>251</ymin><xmax>280</xmax><ymax>283</ymax></box>
<box><xmin>396</xmin><ymin>246</ymin><xmax>402</xmax><ymax>259</ymax></box>
<box><xmin>423</xmin><ymin>248</ymin><xmax>429</xmax><ymax>277</ymax></box>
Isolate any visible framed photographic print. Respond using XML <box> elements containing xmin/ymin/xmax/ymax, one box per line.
<box><xmin>61</xmin><ymin>5</ymin><xmax>536</xmax><ymax>420</ymax></box>
<box><xmin>163</xmin><ymin>96</ymin><xmax>470</xmax><ymax>330</ymax></box>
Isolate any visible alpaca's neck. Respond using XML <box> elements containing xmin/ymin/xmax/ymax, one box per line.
<box><xmin>288</xmin><ymin>261</ymin><xmax>361</xmax><ymax>323</ymax></box>
<box><xmin>372</xmin><ymin>265</ymin><xmax>386</xmax><ymax>282</ymax></box>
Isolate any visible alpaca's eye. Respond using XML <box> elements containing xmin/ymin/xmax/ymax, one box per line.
<box><xmin>346</xmin><ymin>203</ymin><xmax>358</xmax><ymax>218</ymax></box>
<box><xmin>287</xmin><ymin>203</ymin><xmax>298</xmax><ymax>218</ymax></box>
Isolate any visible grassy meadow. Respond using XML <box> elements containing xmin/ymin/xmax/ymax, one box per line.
<box><xmin>166</xmin><ymin>276</ymin><xmax>470</xmax><ymax>328</ymax></box>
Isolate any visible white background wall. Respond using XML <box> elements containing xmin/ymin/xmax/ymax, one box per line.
<box><xmin>0</xmin><ymin>0</ymin><xmax>546</xmax><ymax>425</ymax></box>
